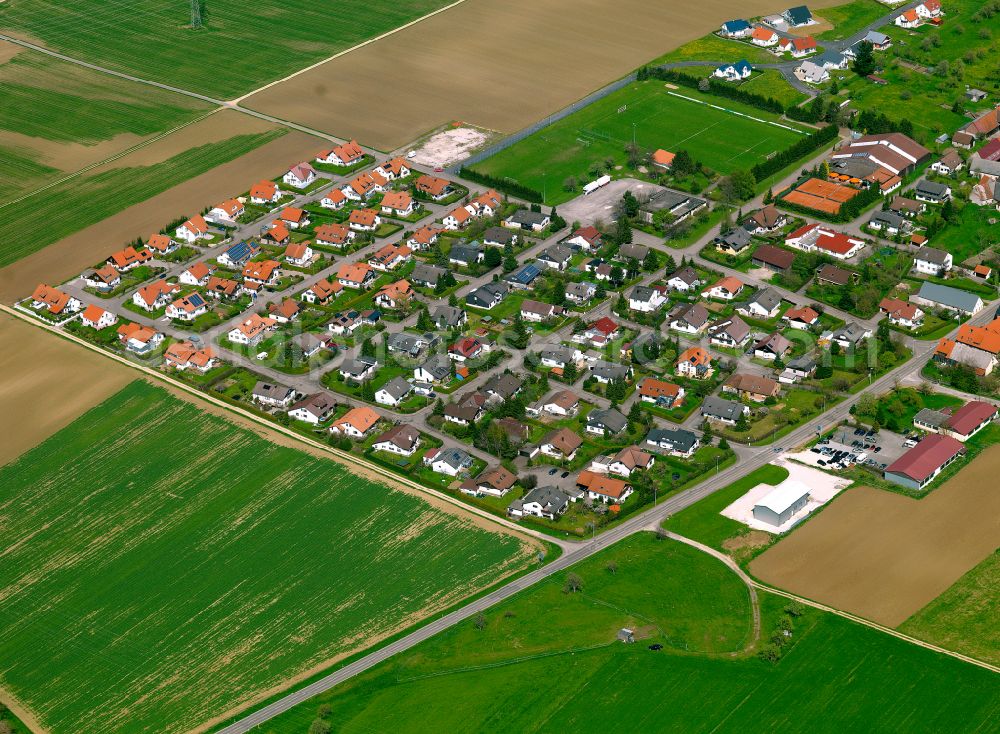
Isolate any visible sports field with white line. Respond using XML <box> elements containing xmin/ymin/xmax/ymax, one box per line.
<box><xmin>471</xmin><ymin>80</ymin><xmax>809</xmax><ymax>204</ymax></box>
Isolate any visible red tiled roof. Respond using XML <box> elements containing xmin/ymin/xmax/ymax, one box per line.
<box><xmin>945</xmin><ymin>401</ymin><xmax>997</xmax><ymax>437</ymax></box>
<box><xmin>885</xmin><ymin>434</ymin><xmax>964</xmax><ymax>482</ymax></box>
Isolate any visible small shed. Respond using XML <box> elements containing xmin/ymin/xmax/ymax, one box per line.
<box><xmin>618</xmin><ymin>628</ymin><xmax>635</xmax><ymax>644</ymax></box>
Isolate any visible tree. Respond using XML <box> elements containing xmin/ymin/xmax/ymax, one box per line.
<box><xmin>606</xmin><ymin>561</ymin><xmax>618</xmax><ymax>575</ymax></box>
<box><xmin>663</xmin><ymin>253</ymin><xmax>677</xmax><ymax>273</ymax></box>
<box><xmin>642</xmin><ymin>248</ymin><xmax>660</xmax><ymax>272</ymax></box>
<box><xmin>672</xmin><ymin>149</ymin><xmax>695</xmax><ymax>177</ymax></box>
<box><xmin>550</xmin><ymin>278</ymin><xmax>567</xmax><ymax>306</ymax></box>
<box><xmin>484</xmin><ymin>247</ymin><xmax>502</xmax><ymax>268</ymax></box>
<box><xmin>309</xmin><ymin>720</ymin><xmax>332</xmax><ymax>734</ymax></box>
<box><xmin>563</xmin><ymin>176</ymin><xmax>578</xmax><ymax>192</ymax></box>
<box><xmin>615</xmin><ymin>215</ymin><xmax>633</xmax><ymax>244</ymax></box>
<box><xmin>852</xmin><ymin>40</ymin><xmax>876</xmax><ymax>77</ymax></box>
<box><xmin>719</xmin><ymin>169</ymin><xmax>756</xmax><ymax>202</ymax></box>
<box><xmin>475</xmin><ymin>612</ymin><xmax>487</xmax><ymax>630</ymax></box>
<box><xmin>610</xmin><ymin>265</ymin><xmax>625</xmax><ymax>284</ymax></box>
<box><xmin>564</xmin><ymin>573</ymin><xmax>583</xmax><ymax>593</ymax></box>
<box><xmin>563</xmin><ymin>360</ymin><xmax>578</xmax><ymax>382</ymax></box>
<box><xmin>432</xmin><ymin>398</ymin><xmax>445</xmax><ymax>416</ymax></box>
<box><xmin>719</xmin><ymin>437</ymin><xmax>729</xmax><ymax>451</ymax></box>
<box><xmin>503</xmin><ymin>254</ymin><xmax>519</xmax><ymax>272</ymax></box>
<box><xmin>621</xmin><ymin>190</ymin><xmax>640</xmax><ymax>218</ymax></box>
<box><xmin>521</xmin><ymin>473</ymin><xmax>538</xmax><ymax>490</ymax></box>
<box><xmin>361</xmin><ymin>338</ymin><xmax>376</xmax><ymax>358</ymax></box>
<box><xmin>416</xmin><ymin>307</ymin><xmax>434</xmax><ymax>332</ymax></box>
<box><xmin>763</xmin><ymin>187</ymin><xmax>773</xmax><ymax>204</ymax></box>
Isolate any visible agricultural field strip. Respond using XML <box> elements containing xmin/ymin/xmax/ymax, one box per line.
<box><xmin>0</xmin><ymin>381</ymin><xmax>533</xmax><ymax>733</ymax></box>
<box><xmin>0</xmin><ymin>303</ymin><xmax>550</xmax><ymax>547</ymax></box>
<box><xmin>0</xmin><ymin>108</ymin><xmax>221</xmax><ymax>210</ymax></box>
<box><xmin>228</xmin><ymin>0</ymin><xmax>471</xmax><ymax>104</ymax></box>
<box><xmin>0</xmin><ymin>33</ymin><xmax>346</xmax><ymax>145</ymax></box>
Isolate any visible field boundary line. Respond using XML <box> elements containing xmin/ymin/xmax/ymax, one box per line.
<box><xmin>0</xmin><ymin>304</ymin><xmax>552</xmax><ymax>550</ymax></box>
<box><xmin>665</xmin><ymin>92</ymin><xmax>806</xmax><ymax>134</ymax></box>
<box><xmin>230</xmin><ymin>0</ymin><xmax>472</xmax><ymax>105</ymax></box>
<box><xmin>750</xmin><ymin>581</ymin><xmax>1000</xmax><ymax>674</ymax></box>
<box><xmin>395</xmin><ymin>641</ymin><xmax>615</xmax><ymax>683</ymax></box>
<box><xmin>0</xmin><ymin>109</ymin><xmax>221</xmax><ymax>210</ymax></box>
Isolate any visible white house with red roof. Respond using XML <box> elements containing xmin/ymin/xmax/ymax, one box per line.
<box><xmin>316</xmin><ymin>140</ymin><xmax>365</xmax><ymax>167</ymax></box>
<box><xmin>249</xmin><ymin>180</ymin><xmax>281</xmax><ymax>205</ymax></box>
<box><xmin>176</xmin><ymin>215</ymin><xmax>210</xmax><ymax>243</ymax></box>
<box><xmin>283</xmin><ymin>162</ymin><xmax>317</xmax><ymax>189</ymax></box>
<box><xmin>80</xmin><ymin>304</ymin><xmax>118</xmax><ymax>329</ymax></box>
<box><xmin>179</xmin><ymin>261</ymin><xmax>216</xmax><ymax>287</ymax></box>
<box><xmin>785</xmin><ymin>223</ymin><xmax>865</xmax><ymax>259</ymax></box>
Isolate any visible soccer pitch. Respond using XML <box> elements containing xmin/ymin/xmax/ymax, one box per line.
<box><xmin>471</xmin><ymin>81</ymin><xmax>808</xmax><ymax>204</ymax></box>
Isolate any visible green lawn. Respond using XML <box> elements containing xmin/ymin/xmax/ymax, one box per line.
<box><xmin>739</xmin><ymin>69</ymin><xmax>808</xmax><ymax>108</ymax></box>
<box><xmin>469</xmin><ymin>81</ymin><xmax>808</xmax><ymax>205</ymax></box>
<box><xmin>0</xmin><ymin>381</ymin><xmax>533</xmax><ymax>734</ymax></box>
<box><xmin>0</xmin><ymin>0</ymin><xmax>453</xmax><ymax>98</ymax></box>
<box><xmin>899</xmin><ymin>549</ymin><xmax>1000</xmax><ymax>666</ymax></box>
<box><xmin>650</xmin><ymin>34</ymin><xmax>776</xmax><ymax>66</ymax></box>
<box><xmin>831</xmin><ymin>0</ymin><xmax>999</xmax><ymax>141</ymax></box>
<box><xmin>815</xmin><ymin>0</ymin><xmax>890</xmax><ymax>41</ymax></box>
<box><xmin>931</xmin><ymin>202</ymin><xmax>1000</xmax><ymax>264</ymax></box>
<box><xmin>259</xmin><ymin>531</ymin><xmax>1000</xmax><ymax>734</ymax></box>
<box><xmin>663</xmin><ymin>464</ymin><xmax>788</xmax><ymax>552</ymax></box>
<box><xmin>0</xmin><ymin>129</ymin><xmax>284</xmax><ymax>267</ymax></box>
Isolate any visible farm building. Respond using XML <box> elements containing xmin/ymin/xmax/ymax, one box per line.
<box><xmin>883</xmin><ymin>434</ymin><xmax>966</xmax><ymax>491</ymax></box>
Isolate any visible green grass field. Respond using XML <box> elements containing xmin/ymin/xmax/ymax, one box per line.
<box><xmin>470</xmin><ymin>82</ymin><xmax>808</xmax><ymax>205</ymax></box>
<box><xmin>0</xmin><ymin>381</ymin><xmax>532</xmax><ymax>734</ymax></box>
<box><xmin>0</xmin><ymin>128</ymin><xmax>284</xmax><ymax>267</ymax></box>
<box><xmin>260</xmin><ymin>532</ymin><xmax>1000</xmax><ymax>734</ymax></box>
<box><xmin>899</xmin><ymin>549</ymin><xmax>1000</xmax><ymax>665</ymax></box>
<box><xmin>0</xmin><ymin>0</ymin><xmax>452</xmax><ymax>98</ymax></box>
<box><xmin>650</xmin><ymin>34</ymin><xmax>776</xmax><ymax>66</ymax></box>
<box><xmin>815</xmin><ymin>0</ymin><xmax>889</xmax><ymax>41</ymax></box>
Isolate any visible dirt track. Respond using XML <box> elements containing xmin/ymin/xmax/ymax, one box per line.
<box><xmin>0</xmin><ymin>118</ymin><xmax>322</xmax><ymax>302</ymax></box>
<box><xmin>750</xmin><ymin>451</ymin><xmax>1000</xmax><ymax>627</ymax></box>
<box><xmin>242</xmin><ymin>0</ymin><xmax>843</xmax><ymax>150</ymax></box>
<box><xmin>0</xmin><ymin>313</ymin><xmax>132</xmax><ymax>465</ymax></box>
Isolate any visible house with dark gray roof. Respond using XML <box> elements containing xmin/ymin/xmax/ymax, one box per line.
<box><xmin>701</xmin><ymin>395</ymin><xmax>749</xmax><ymax>425</ymax></box>
<box><xmin>509</xmin><ymin>486</ymin><xmax>569</xmax><ymax>520</ymax></box>
<box><xmin>669</xmin><ymin>303</ymin><xmax>710</xmax><ymax>334</ymax></box>
<box><xmin>913</xmin><ymin>179</ymin><xmax>952</xmax><ymax>204</ymax></box>
<box><xmin>449</xmin><ymin>243</ymin><xmax>483</xmax><ymax>267</ymax></box>
<box><xmin>869</xmin><ymin>210</ymin><xmax>909</xmax><ymax>236</ymax></box>
<box><xmin>252</xmin><ymin>381</ymin><xmax>296</xmax><ymax>408</ymax></box>
<box><xmin>565</xmin><ymin>281</ymin><xmax>597</xmax><ymax>304</ymax></box>
<box><xmin>466</xmin><ymin>282</ymin><xmax>509</xmax><ymax>309</ymax></box>
<box><xmin>424</xmin><ymin>446</ymin><xmax>474</xmax><ymax>476</ymax></box>
<box><xmin>504</xmin><ymin>262</ymin><xmax>542</xmax><ymax>289</ymax></box>
<box><xmin>586</xmin><ymin>408</ymin><xmax>628</xmax><ymax>435</ymax></box>
<box><xmin>432</xmin><ymin>305</ymin><xmax>467</xmax><ymax>329</ymax></box>
<box><xmin>715</xmin><ymin>227</ymin><xmax>753</xmax><ymax>255</ymax></box>
<box><xmin>483</xmin><ymin>372</ymin><xmax>524</xmax><ymax>401</ymax></box>
<box><xmin>482</xmin><ymin>226</ymin><xmax>518</xmax><ymax>247</ymax></box>
<box><xmin>411</xmin><ymin>263</ymin><xmax>447</xmax><ymax>288</ymax></box>
<box><xmin>645</xmin><ymin>427</ymin><xmax>700</xmax><ymax>457</ymax></box>
<box><xmin>536</xmin><ymin>244</ymin><xmax>573</xmax><ymax>270</ymax></box>
<box><xmin>388</xmin><ymin>332</ymin><xmax>435</xmax><ymax>357</ymax></box>
<box><xmin>375</xmin><ymin>376</ymin><xmax>413</xmax><ymax>407</ymax></box>
<box><xmin>414</xmin><ymin>354</ymin><xmax>453</xmax><ymax>383</ymax></box>
<box><xmin>590</xmin><ymin>360</ymin><xmax>632</xmax><ymax>384</ymax></box>
<box><xmin>736</xmin><ymin>287</ymin><xmax>783</xmax><ymax>319</ymax></box>
<box><xmin>504</xmin><ymin>209</ymin><xmax>551</xmax><ymax>231</ymax></box>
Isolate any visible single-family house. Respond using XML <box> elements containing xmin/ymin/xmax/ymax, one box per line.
<box><xmin>676</xmin><ymin>346</ymin><xmax>713</xmax><ymax>379</ymax></box>
<box><xmin>252</xmin><ymin>381</ymin><xmax>296</xmax><ymax>409</ymax></box>
<box><xmin>79</xmin><ymin>304</ymin><xmax>118</xmax><ymax>330</ymax></box>
<box><xmin>287</xmin><ymin>392</ymin><xmax>338</xmax><ymax>425</ymax></box>
<box><xmin>708</xmin><ymin>315</ymin><xmax>752</xmax><ymax>349</ymax></box>
<box><xmin>701</xmin><ymin>395</ymin><xmax>749</xmax><ymax>425</ymax></box>
<box><xmin>330</xmin><ymin>406</ymin><xmax>381</xmax><ymax>438</ymax></box>
<box><xmin>283</xmin><ymin>162</ymin><xmax>317</xmax><ymax>189</ymax></box>
<box><xmin>227</xmin><ymin>314</ymin><xmax>276</xmax><ymax>346</ymax></box>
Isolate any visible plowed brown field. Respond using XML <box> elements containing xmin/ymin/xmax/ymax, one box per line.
<box><xmin>0</xmin><ymin>313</ymin><xmax>131</xmax><ymax>465</ymax></box>
<box><xmin>750</xmin><ymin>449</ymin><xmax>1000</xmax><ymax>627</ymax></box>
<box><xmin>242</xmin><ymin>0</ymin><xmax>843</xmax><ymax>151</ymax></box>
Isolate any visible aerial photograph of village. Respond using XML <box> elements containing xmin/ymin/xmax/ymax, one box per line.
<box><xmin>0</xmin><ymin>0</ymin><xmax>998</xmax><ymax>732</ymax></box>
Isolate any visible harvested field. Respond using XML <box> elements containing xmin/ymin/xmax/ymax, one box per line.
<box><xmin>242</xmin><ymin>0</ymin><xmax>845</xmax><ymax>151</ymax></box>
<box><xmin>0</xmin><ymin>312</ymin><xmax>131</xmax><ymax>465</ymax></box>
<box><xmin>410</xmin><ymin>125</ymin><xmax>496</xmax><ymax>168</ymax></box>
<box><xmin>0</xmin><ymin>380</ymin><xmax>535</xmax><ymax>734</ymax></box>
<box><xmin>750</xmin><ymin>446</ymin><xmax>1000</xmax><ymax>627</ymax></box>
<box><xmin>0</xmin><ymin>120</ymin><xmax>322</xmax><ymax>298</ymax></box>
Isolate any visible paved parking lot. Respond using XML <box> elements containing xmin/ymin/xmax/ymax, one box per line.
<box><xmin>791</xmin><ymin>424</ymin><xmax>909</xmax><ymax>473</ymax></box>
<box><xmin>559</xmin><ymin>177</ymin><xmax>665</xmax><ymax>226</ymax></box>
